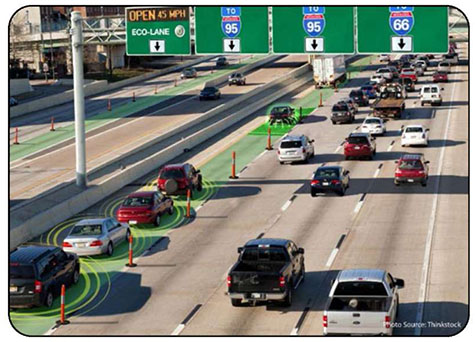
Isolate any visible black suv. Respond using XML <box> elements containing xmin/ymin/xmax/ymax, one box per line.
<box><xmin>349</xmin><ymin>89</ymin><xmax>369</xmax><ymax>106</ymax></box>
<box><xmin>10</xmin><ymin>245</ymin><xmax>80</xmax><ymax>308</ymax></box>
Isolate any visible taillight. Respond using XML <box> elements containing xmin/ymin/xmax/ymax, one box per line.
<box><xmin>279</xmin><ymin>276</ymin><xmax>285</xmax><ymax>288</ymax></box>
<box><xmin>323</xmin><ymin>314</ymin><xmax>328</xmax><ymax>328</ymax></box>
<box><xmin>311</xmin><ymin>180</ymin><xmax>320</xmax><ymax>186</ymax></box>
<box><xmin>89</xmin><ymin>240</ymin><xmax>103</xmax><ymax>247</ymax></box>
<box><xmin>395</xmin><ymin>169</ymin><xmax>402</xmax><ymax>177</ymax></box>
<box><xmin>277</xmin><ymin>150</ymin><xmax>280</xmax><ymax>155</ymax></box>
<box><xmin>331</xmin><ymin>180</ymin><xmax>341</xmax><ymax>185</ymax></box>
<box><xmin>402</xmin><ymin>134</ymin><xmax>407</xmax><ymax>139</ymax></box>
<box><xmin>227</xmin><ymin>275</ymin><xmax>232</xmax><ymax>288</ymax></box>
<box><xmin>302</xmin><ymin>148</ymin><xmax>306</xmax><ymax>154</ymax></box>
<box><xmin>385</xmin><ymin>315</ymin><xmax>391</xmax><ymax>329</ymax></box>
<box><xmin>422</xmin><ymin>133</ymin><xmax>426</xmax><ymax>139</ymax></box>
<box><xmin>62</xmin><ymin>241</ymin><xmax>72</xmax><ymax>248</ymax></box>
<box><xmin>418</xmin><ymin>170</ymin><xmax>426</xmax><ymax>174</ymax></box>
<box><xmin>34</xmin><ymin>280</ymin><xmax>42</xmax><ymax>293</ymax></box>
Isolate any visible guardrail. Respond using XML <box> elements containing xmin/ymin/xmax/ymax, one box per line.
<box><xmin>10</xmin><ymin>63</ymin><xmax>312</xmax><ymax>250</ymax></box>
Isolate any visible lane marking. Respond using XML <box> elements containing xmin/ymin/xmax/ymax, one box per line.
<box><xmin>335</xmin><ymin>234</ymin><xmax>347</xmax><ymax>249</ymax></box>
<box><xmin>171</xmin><ymin>304</ymin><xmax>202</xmax><ymax>335</ymax></box>
<box><xmin>281</xmin><ymin>195</ymin><xmax>297</xmax><ymax>212</ymax></box>
<box><xmin>325</xmin><ymin>248</ymin><xmax>339</xmax><ymax>268</ymax></box>
<box><xmin>334</xmin><ymin>145</ymin><xmax>343</xmax><ymax>153</ymax></box>
<box><xmin>256</xmin><ymin>232</ymin><xmax>265</xmax><ymax>239</ymax></box>
<box><xmin>290</xmin><ymin>306</ymin><xmax>310</xmax><ymax>335</ymax></box>
<box><xmin>387</xmin><ymin>140</ymin><xmax>395</xmax><ymax>151</ymax></box>
<box><xmin>373</xmin><ymin>163</ymin><xmax>383</xmax><ymax>178</ymax></box>
<box><xmin>431</xmin><ymin>109</ymin><xmax>436</xmax><ymax>119</ymax></box>
<box><xmin>414</xmin><ymin>64</ymin><xmax>458</xmax><ymax>336</ymax></box>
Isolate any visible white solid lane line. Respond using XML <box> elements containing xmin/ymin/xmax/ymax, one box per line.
<box><xmin>414</xmin><ymin>64</ymin><xmax>458</xmax><ymax>336</ymax></box>
<box><xmin>325</xmin><ymin>248</ymin><xmax>340</xmax><ymax>268</ymax></box>
<box><xmin>353</xmin><ymin>200</ymin><xmax>364</xmax><ymax>214</ymax></box>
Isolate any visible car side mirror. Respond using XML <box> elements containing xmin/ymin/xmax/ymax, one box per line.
<box><xmin>394</xmin><ymin>278</ymin><xmax>405</xmax><ymax>288</ymax></box>
<box><xmin>345</xmin><ymin>170</ymin><xmax>350</xmax><ymax>175</ymax></box>
<box><xmin>425</xmin><ymin>161</ymin><xmax>430</xmax><ymax>164</ymax></box>
<box><xmin>441</xmin><ymin>88</ymin><xmax>445</xmax><ymax>91</ymax></box>
<box><xmin>310</xmin><ymin>140</ymin><xmax>315</xmax><ymax>143</ymax></box>
<box><xmin>394</xmin><ymin>160</ymin><xmax>398</xmax><ymax>164</ymax></box>
<box><xmin>196</xmin><ymin>169</ymin><xmax>201</xmax><ymax>173</ymax></box>
<box><xmin>297</xmin><ymin>247</ymin><xmax>305</xmax><ymax>254</ymax></box>
<box><xmin>426</xmin><ymin>128</ymin><xmax>430</xmax><ymax>131</ymax></box>
<box><xmin>237</xmin><ymin>247</ymin><xmax>243</xmax><ymax>254</ymax></box>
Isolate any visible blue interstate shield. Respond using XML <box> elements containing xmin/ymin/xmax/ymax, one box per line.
<box><xmin>389</xmin><ymin>11</ymin><xmax>414</xmax><ymax>36</ymax></box>
<box><xmin>303</xmin><ymin>14</ymin><xmax>325</xmax><ymax>37</ymax></box>
<box><xmin>222</xmin><ymin>16</ymin><xmax>241</xmax><ymax>38</ymax></box>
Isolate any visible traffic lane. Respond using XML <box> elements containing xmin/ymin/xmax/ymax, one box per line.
<box><xmin>300</xmin><ymin>62</ymin><xmax>466</xmax><ymax>336</ymax></box>
<box><xmin>10</xmin><ymin>55</ymin><xmax>306</xmax><ymax>201</ymax></box>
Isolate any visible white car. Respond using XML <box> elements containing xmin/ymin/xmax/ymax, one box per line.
<box><xmin>379</xmin><ymin>54</ymin><xmax>390</xmax><ymax>62</ymax></box>
<box><xmin>376</xmin><ymin>67</ymin><xmax>393</xmax><ymax>80</ymax></box>
<box><xmin>370</xmin><ymin>74</ymin><xmax>386</xmax><ymax>85</ymax></box>
<box><xmin>414</xmin><ymin>59</ymin><xmax>428</xmax><ymax>70</ymax></box>
<box><xmin>420</xmin><ymin>84</ymin><xmax>443</xmax><ymax>106</ymax></box>
<box><xmin>361</xmin><ymin>117</ymin><xmax>386</xmax><ymax>135</ymax></box>
<box><xmin>278</xmin><ymin>134</ymin><xmax>315</xmax><ymax>164</ymax></box>
<box><xmin>401</xmin><ymin>125</ymin><xmax>430</xmax><ymax>147</ymax></box>
<box><xmin>438</xmin><ymin>61</ymin><xmax>451</xmax><ymax>73</ymax></box>
<box><xmin>411</xmin><ymin>62</ymin><xmax>425</xmax><ymax>76</ymax></box>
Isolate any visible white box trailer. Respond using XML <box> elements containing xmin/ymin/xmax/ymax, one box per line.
<box><xmin>312</xmin><ymin>55</ymin><xmax>346</xmax><ymax>88</ymax></box>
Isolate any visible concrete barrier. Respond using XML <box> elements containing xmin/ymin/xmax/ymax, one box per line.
<box><xmin>10</xmin><ymin>79</ymin><xmax>33</xmax><ymax>96</ymax></box>
<box><xmin>10</xmin><ymin>64</ymin><xmax>312</xmax><ymax>250</ymax></box>
<box><xmin>10</xmin><ymin>55</ymin><xmax>216</xmax><ymax>118</ymax></box>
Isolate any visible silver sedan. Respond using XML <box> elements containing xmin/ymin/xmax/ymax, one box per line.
<box><xmin>62</xmin><ymin>218</ymin><xmax>130</xmax><ymax>256</ymax></box>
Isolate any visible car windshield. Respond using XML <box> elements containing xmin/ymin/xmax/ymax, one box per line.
<box><xmin>334</xmin><ymin>281</ymin><xmax>388</xmax><ymax>296</ymax></box>
<box><xmin>161</xmin><ymin>168</ymin><xmax>184</xmax><ymax>179</ymax></box>
<box><xmin>280</xmin><ymin>141</ymin><xmax>302</xmax><ymax>149</ymax></box>
<box><xmin>332</xmin><ymin>104</ymin><xmax>349</xmax><ymax>112</ymax></box>
<box><xmin>399</xmin><ymin>160</ymin><xmax>423</xmax><ymax>170</ymax></box>
<box><xmin>350</xmin><ymin>91</ymin><xmax>362</xmax><ymax>97</ymax></box>
<box><xmin>203</xmin><ymin>87</ymin><xmax>215</xmax><ymax>92</ymax></box>
<box><xmin>402</xmin><ymin>69</ymin><xmax>413</xmax><ymax>73</ymax></box>
<box><xmin>122</xmin><ymin>196</ymin><xmax>153</xmax><ymax>207</ymax></box>
<box><xmin>437</xmin><ymin>71</ymin><xmax>447</xmax><ymax>75</ymax></box>
<box><xmin>10</xmin><ymin>264</ymin><xmax>35</xmax><ymax>279</ymax></box>
<box><xmin>70</xmin><ymin>224</ymin><xmax>103</xmax><ymax>236</ymax></box>
<box><xmin>241</xmin><ymin>247</ymin><xmax>288</xmax><ymax>262</ymax></box>
<box><xmin>406</xmin><ymin>127</ymin><xmax>423</xmax><ymax>133</ymax></box>
<box><xmin>271</xmin><ymin>107</ymin><xmax>290</xmax><ymax>115</ymax></box>
<box><xmin>440</xmin><ymin>63</ymin><xmax>449</xmax><ymax>67</ymax></box>
<box><xmin>315</xmin><ymin>168</ymin><xmax>339</xmax><ymax>178</ymax></box>
<box><xmin>365</xmin><ymin>118</ymin><xmax>381</xmax><ymax>125</ymax></box>
<box><xmin>184</xmin><ymin>69</ymin><xmax>193</xmax><ymax>73</ymax></box>
<box><xmin>347</xmin><ymin>136</ymin><xmax>368</xmax><ymax>144</ymax></box>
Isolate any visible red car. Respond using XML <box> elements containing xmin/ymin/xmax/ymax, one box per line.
<box><xmin>400</xmin><ymin>68</ymin><xmax>418</xmax><ymax>82</ymax></box>
<box><xmin>433</xmin><ymin>71</ymin><xmax>448</xmax><ymax>82</ymax></box>
<box><xmin>157</xmin><ymin>163</ymin><xmax>203</xmax><ymax>197</ymax></box>
<box><xmin>116</xmin><ymin>191</ymin><xmax>174</xmax><ymax>226</ymax></box>
<box><xmin>343</xmin><ymin>133</ymin><xmax>376</xmax><ymax>160</ymax></box>
<box><xmin>394</xmin><ymin>154</ymin><xmax>429</xmax><ymax>187</ymax></box>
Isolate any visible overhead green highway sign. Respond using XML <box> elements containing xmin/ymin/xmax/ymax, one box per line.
<box><xmin>357</xmin><ymin>7</ymin><xmax>449</xmax><ymax>53</ymax></box>
<box><xmin>126</xmin><ymin>7</ymin><xmax>191</xmax><ymax>55</ymax></box>
<box><xmin>272</xmin><ymin>6</ymin><xmax>355</xmax><ymax>54</ymax></box>
<box><xmin>195</xmin><ymin>6</ymin><xmax>269</xmax><ymax>54</ymax></box>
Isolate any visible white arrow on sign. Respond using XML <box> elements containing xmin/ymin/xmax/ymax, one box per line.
<box><xmin>149</xmin><ymin>40</ymin><xmax>165</xmax><ymax>53</ymax></box>
<box><xmin>391</xmin><ymin>36</ymin><xmax>412</xmax><ymax>52</ymax></box>
<box><xmin>223</xmin><ymin>38</ymin><xmax>241</xmax><ymax>53</ymax></box>
<box><xmin>305</xmin><ymin>37</ymin><xmax>324</xmax><ymax>53</ymax></box>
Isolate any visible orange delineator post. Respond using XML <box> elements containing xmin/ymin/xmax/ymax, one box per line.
<box><xmin>56</xmin><ymin>284</ymin><xmax>70</xmax><ymax>325</ymax></box>
<box><xmin>229</xmin><ymin>151</ymin><xmax>238</xmax><ymax>179</ymax></box>
<box><xmin>132</xmin><ymin>92</ymin><xmax>136</xmax><ymax>102</ymax></box>
<box><xmin>186</xmin><ymin>189</ymin><xmax>192</xmax><ymax>218</ymax></box>
<box><xmin>50</xmin><ymin>117</ymin><xmax>55</xmax><ymax>131</ymax></box>
<box><xmin>154</xmin><ymin>85</ymin><xmax>158</xmax><ymax>94</ymax></box>
<box><xmin>126</xmin><ymin>234</ymin><xmax>137</xmax><ymax>267</ymax></box>
<box><xmin>266</xmin><ymin>127</ymin><xmax>273</xmax><ymax>150</ymax></box>
<box><xmin>174</xmin><ymin>78</ymin><xmax>178</xmax><ymax>87</ymax></box>
<box><xmin>318</xmin><ymin>92</ymin><xmax>323</xmax><ymax>107</ymax></box>
<box><xmin>107</xmin><ymin>99</ymin><xmax>111</xmax><ymax>111</ymax></box>
<box><xmin>13</xmin><ymin>127</ymin><xmax>19</xmax><ymax>145</ymax></box>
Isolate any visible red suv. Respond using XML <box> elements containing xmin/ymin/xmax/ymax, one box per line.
<box><xmin>394</xmin><ymin>154</ymin><xmax>429</xmax><ymax>187</ymax></box>
<box><xmin>116</xmin><ymin>191</ymin><xmax>174</xmax><ymax>226</ymax></box>
<box><xmin>344</xmin><ymin>133</ymin><xmax>376</xmax><ymax>160</ymax></box>
<box><xmin>157</xmin><ymin>163</ymin><xmax>203</xmax><ymax>197</ymax></box>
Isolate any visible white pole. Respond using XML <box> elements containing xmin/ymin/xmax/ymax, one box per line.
<box><xmin>71</xmin><ymin>11</ymin><xmax>86</xmax><ymax>187</ymax></box>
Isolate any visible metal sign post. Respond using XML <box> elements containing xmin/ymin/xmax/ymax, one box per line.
<box><xmin>71</xmin><ymin>11</ymin><xmax>86</xmax><ymax>188</ymax></box>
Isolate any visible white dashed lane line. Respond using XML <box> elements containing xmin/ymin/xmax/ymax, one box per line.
<box><xmin>281</xmin><ymin>195</ymin><xmax>297</xmax><ymax>211</ymax></box>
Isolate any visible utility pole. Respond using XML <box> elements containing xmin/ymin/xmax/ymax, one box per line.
<box><xmin>46</xmin><ymin>14</ymin><xmax>56</xmax><ymax>80</ymax></box>
<box><xmin>71</xmin><ymin>11</ymin><xmax>86</xmax><ymax>188</ymax></box>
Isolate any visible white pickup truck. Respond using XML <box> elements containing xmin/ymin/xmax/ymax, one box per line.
<box><xmin>323</xmin><ymin>269</ymin><xmax>405</xmax><ymax>336</ymax></box>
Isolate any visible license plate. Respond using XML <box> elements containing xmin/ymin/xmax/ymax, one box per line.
<box><xmin>251</xmin><ymin>293</ymin><xmax>265</xmax><ymax>299</ymax></box>
<box><xmin>129</xmin><ymin>220</ymin><xmax>137</xmax><ymax>225</ymax></box>
<box><xmin>9</xmin><ymin>286</ymin><xmax>17</xmax><ymax>292</ymax></box>
<box><xmin>408</xmin><ymin>179</ymin><xmax>414</xmax><ymax>183</ymax></box>
<box><xmin>286</xmin><ymin>151</ymin><xmax>294</xmax><ymax>155</ymax></box>
<box><xmin>76</xmin><ymin>243</ymin><xmax>86</xmax><ymax>248</ymax></box>
<box><xmin>354</xmin><ymin>146</ymin><xmax>360</xmax><ymax>150</ymax></box>
<box><xmin>322</xmin><ymin>182</ymin><xmax>330</xmax><ymax>186</ymax></box>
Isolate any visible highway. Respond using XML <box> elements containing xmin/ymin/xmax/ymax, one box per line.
<box><xmin>9</xmin><ymin>45</ymin><xmax>463</xmax><ymax>336</ymax></box>
<box><xmin>10</xmin><ymin>55</ymin><xmax>307</xmax><ymax>206</ymax></box>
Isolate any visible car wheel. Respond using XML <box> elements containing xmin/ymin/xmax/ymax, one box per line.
<box><xmin>154</xmin><ymin>215</ymin><xmax>161</xmax><ymax>227</ymax></box>
<box><xmin>282</xmin><ymin>286</ymin><xmax>292</xmax><ymax>307</ymax></box>
<box><xmin>311</xmin><ymin>192</ymin><xmax>317</xmax><ymax>197</ymax></box>
<box><xmin>125</xmin><ymin>229</ymin><xmax>131</xmax><ymax>242</ymax></box>
<box><xmin>394</xmin><ymin>180</ymin><xmax>400</xmax><ymax>186</ymax></box>
<box><xmin>106</xmin><ymin>242</ymin><xmax>114</xmax><ymax>256</ymax></box>
<box><xmin>168</xmin><ymin>206</ymin><xmax>174</xmax><ymax>216</ymax></box>
<box><xmin>44</xmin><ymin>290</ymin><xmax>54</xmax><ymax>308</ymax></box>
<box><xmin>331</xmin><ymin>121</ymin><xmax>336</xmax><ymax>125</ymax></box>
<box><xmin>72</xmin><ymin>267</ymin><xmax>80</xmax><ymax>285</ymax></box>
<box><xmin>279</xmin><ymin>161</ymin><xmax>284</xmax><ymax>165</ymax></box>
<box><xmin>197</xmin><ymin>183</ymin><xmax>203</xmax><ymax>192</ymax></box>
<box><xmin>231</xmin><ymin>299</ymin><xmax>243</xmax><ymax>307</ymax></box>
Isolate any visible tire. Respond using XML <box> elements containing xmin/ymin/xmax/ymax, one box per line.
<box><xmin>394</xmin><ymin>180</ymin><xmax>400</xmax><ymax>186</ymax></box>
<box><xmin>422</xmin><ymin>181</ymin><xmax>427</xmax><ymax>187</ymax></box>
<box><xmin>164</xmin><ymin>179</ymin><xmax>178</xmax><ymax>195</ymax></box>
<box><xmin>125</xmin><ymin>229</ymin><xmax>131</xmax><ymax>242</ymax></box>
<box><xmin>282</xmin><ymin>286</ymin><xmax>292</xmax><ymax>307</ymax></box>
<box><xmin>231</xmin><ymin>299</ymin><xmax>243</xmax><ymax>307</ymax></box>
<box><xmin>338</xmin><ymin>188</ymin><xmax>345</xmax><ymax>196</ymax></box>
<box><xmin>331</xmin><ymin>121</ymin><xmax>336</xmax><ymax>125</ymax></box>
<box><xmin>279</xmin><ymin>161</ymin><xmax>284</xmax><ymax>165</ymax></box>
<box><xmin>168</xmin><ymin>206</ymin><xmax>174</xmax><ymax>216</ymax></box>
<box><xmin>71</xmin><ymin>267</ymin><xmax>80</xmax><ymax>285</ymax></box>
<box><xmin>106</xmin><ymin>242</ymin><xmax>114</xmax><ymax>256</ymax></box>
<box><xmin>154</xmin><ymin>214</ymin><xmax>161</xmax><ymax>227</ymax></box>
<box><xmin>344</xmin><ymin>156</ymin><xmax>349</xmax><ymax>160</ymax></box>
<box><xmin>311</xmin><ymin>191</ymin><xmax>317</xmax><ymax>197</ymax></box>
<box><xmin>44</xmin><ymin>290</ymin><xmax>54</xmax><ymax>308</ymax></box>
<box><xmin>197</xmin><ymin>181</ymin><xmax>203</xmax><ymax>192</ymax></box>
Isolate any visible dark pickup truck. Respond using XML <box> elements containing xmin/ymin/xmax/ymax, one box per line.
<box><xmin>227</xmin><ymin>238</ymin><xmax>305</xmax><ymax>307</ymax></box>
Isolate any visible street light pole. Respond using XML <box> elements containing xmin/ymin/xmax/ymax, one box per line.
<box><xmin>71</xmin><ymin>11</ymin><xmax>86</xmax><ymax>188</ymax></box>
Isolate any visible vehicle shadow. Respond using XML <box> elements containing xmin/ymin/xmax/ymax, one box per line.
<box><xmin>427</xmin><ymin>139</ymin><xmax>466</xmax><ymax>148</ymax></box>
<box><xmin>300</xmin><ymin>115</ymin><xmax>327</xmax><ymax>124</ymax></box>
<box><xmin>212</xmin><ymin>185</ymin><xmax>262</xmax><ymax>200</ymax></box>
